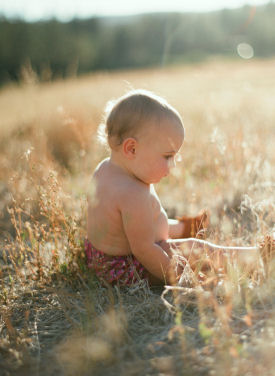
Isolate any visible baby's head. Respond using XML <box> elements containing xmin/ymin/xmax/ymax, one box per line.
<box><xmin>101</xmin><ymin>89</ymin><xmax>184</xmax><ymax>149</ymax></box>
<box><xmin>100</xmin><ymin>89</ymin><xmax>185</xmax><ymax>184</ymax></box>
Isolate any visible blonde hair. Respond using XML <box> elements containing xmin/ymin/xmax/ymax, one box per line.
<box><xmin>98</xmin><ymin>89</ymin><xmax>184</xmax><ymax>148</ymax></box>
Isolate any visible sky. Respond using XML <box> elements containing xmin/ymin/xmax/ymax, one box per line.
<box><xmin>0</xmin><ymin>0</ymin><xmax>270</xmax><ymax>21</ymax></box>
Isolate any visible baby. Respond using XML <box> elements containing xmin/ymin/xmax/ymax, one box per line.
<box><xmin>86</xmin><ymin>89</ymin><xmax>263</xmax><ymax>286</ymax></box>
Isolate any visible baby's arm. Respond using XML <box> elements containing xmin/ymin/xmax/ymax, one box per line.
<box><xmin>119</xmin><ymin>187</ymin><xmax>177</xmax><ymax>283</ymax></box>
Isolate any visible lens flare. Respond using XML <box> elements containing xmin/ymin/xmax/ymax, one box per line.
<box><xmin>237</xmin><ymin>43</ymin><xmax>254</xmax><ymax>59</ymax></box>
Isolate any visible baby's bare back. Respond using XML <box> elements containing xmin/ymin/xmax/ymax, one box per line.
<box><xmin>87</xmin><ymin>158</ymin><xmax>169</xmax><ymax>256</ymax></box>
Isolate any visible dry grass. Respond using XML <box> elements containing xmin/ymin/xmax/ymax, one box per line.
<box><xmin>0</xmin><ymin>58</ymin><xmax>275</xmax><ymax>375</ymax></box>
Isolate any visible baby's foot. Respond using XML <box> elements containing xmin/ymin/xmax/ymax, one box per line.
<box><xmin>176</xmin><ymin>210</ymin><xmax>210</xmax><ymax>239</ymax></box>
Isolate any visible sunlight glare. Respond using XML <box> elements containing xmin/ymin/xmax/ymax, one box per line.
<box><xmin>237</xmin><ymin>43</ymin><xmax>254</xmax><ymax>59</ymax></box>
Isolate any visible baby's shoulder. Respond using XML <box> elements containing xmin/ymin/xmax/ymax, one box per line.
<box><xmin>120</xmin><ymin>177</ymin><xmax>148</xmax><ymax>197</ymax></box>
<box><xmin>91</xmin><ymin>158</ymin><xmax>148</xmax><ymax>197</ymax></box>
<box><xmin>116</xmin><ymin>179</ymin><xmax>152</xmax><ymax>214</ymax></box>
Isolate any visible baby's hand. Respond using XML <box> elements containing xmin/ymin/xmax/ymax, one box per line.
<box><xmin>157</xmin><ymin>239</ymin><xmax>177</xmax><ymax>257</ymax></box>
<box><xmin>176</xmin><ymin>210</ymin><xmax>210</xmax><ymax>239</ymax></box>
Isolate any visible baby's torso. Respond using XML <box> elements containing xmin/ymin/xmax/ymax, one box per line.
<box><xmin>87</xmin><ymin>159</ymin><xmax>169</xmax><ymax>256</ymax></box>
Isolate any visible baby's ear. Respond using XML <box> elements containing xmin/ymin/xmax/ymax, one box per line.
<box><xmin>123</xmin><ymin>138</ymin><xmax>137</xmax><ymax>159</ymax></box>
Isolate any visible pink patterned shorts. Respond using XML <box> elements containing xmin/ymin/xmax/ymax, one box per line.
<box><xmin>84</xmin><ymin>239</ymin><xmax>149</xmax><ymax>286</ymax></box>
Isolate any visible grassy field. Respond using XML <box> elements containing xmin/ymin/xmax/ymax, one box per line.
<box><xmin>0</xmin><ymin>58</ymin><xmax>275</xmax><ymax>375</ymax></box>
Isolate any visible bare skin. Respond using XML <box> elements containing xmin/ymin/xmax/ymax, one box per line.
<box><xmin>88</xmin><ymin>119</ymin><xmax>186</xmax><ymax>283</ymax></box>
<box><xmin>87</xmin><ymin>158</ymin><xmax>173</xmax><ymax>256</ymax></box>
<box><xmin>87</xmin><ymin>119</ymin><xmax>260</xmax><ymax>285</ymax></box>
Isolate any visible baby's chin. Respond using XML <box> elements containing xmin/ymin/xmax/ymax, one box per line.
<box><xmin>147</xmin><ymin>177</ymin><xmax>166</xmax><ymax>185</ymax></box>
<box><xmin>137</xmin><ymin>177</ymin><xmax>158</xmax><ymax>185</ymax></box>
<box><xmin>133</xmin><ymin>171</ymin><xmax>166</xmax><ymax>185</ymax></box>
<box><xmin>150</xmin><ymin>174</ymin><xmax>169</xmax><ymax>184</ymax></box>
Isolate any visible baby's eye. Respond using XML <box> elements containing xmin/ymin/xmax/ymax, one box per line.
<box><xmin>164</xmin><ymin>155</ymin><xmax>172</xmax><ymax>160</ymax></box>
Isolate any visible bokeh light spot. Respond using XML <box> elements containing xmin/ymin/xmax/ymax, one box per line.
<box><xmin>237</xmin><ymin>43</ymin><xmax>254</xmax><ymax>59</ymax></box>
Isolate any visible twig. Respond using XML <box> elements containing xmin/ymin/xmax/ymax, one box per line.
<box><xmin>169</xmin><ymin>238</ymin><xmax>258</xmax><ymax>251</ymax></box>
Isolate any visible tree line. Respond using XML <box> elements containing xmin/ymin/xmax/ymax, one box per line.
<box><xmin>0</xmin><ymin>3</ymin><xmax>275</xmax><ymax>84</ymax></box>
